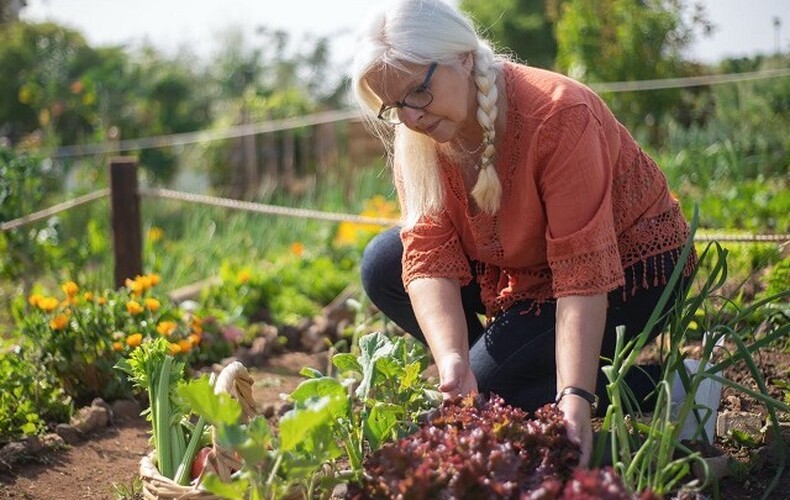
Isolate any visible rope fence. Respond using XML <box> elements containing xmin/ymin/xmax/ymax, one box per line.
<box><xmin>138</xmin><ymin>187</ymin><xmax>399</xmax><ymax>227</ymax></box>
<box><xmin>0</xmin><ymin>189</ymin><xmax>110</xmax><ymax>232</ymax></box>
<box><xmin>42</xmin><ymin>68</ymin><xmax>790</xmax><ymax>159</ymax></box>
<box><xmin>2</xmin><ymin>186</ymin><xmax>788</xmax><ymax>245</ymax></box>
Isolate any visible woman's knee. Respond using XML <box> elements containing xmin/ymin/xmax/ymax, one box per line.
<box><xmin>360</xmin><ymin>227</ymin><xmax>403</xmax><ymax>301</ymax></box>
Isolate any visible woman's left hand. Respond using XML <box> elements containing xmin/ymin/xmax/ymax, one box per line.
<box><xmin>558</xmin><ymin>395</ymin><xmax>593</xmax><ymax>468</ymax></box>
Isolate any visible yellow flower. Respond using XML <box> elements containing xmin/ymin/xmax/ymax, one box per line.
<box><xmin>148</xmin><ymin>273</ymin><xmax>161</xmax><ymax>286</ymax></box>
<box><xmin>112</xmin><ymin>342</ymin><xmax>123</xmax><ymax>352</ymax></box>
<box><xmin>148</xmin><ymin>227</ymin><xmax>164</xmax><ymax>243</ymax></box>
<box><xmin>167</xmin><ymin>342</ymin><xmax>182</xmax><ymax>355</ymax></box>
<box><xmin>157</xmin><ymin>321</ymin><xmax>177</xmax><ymax>337</ymax></box>
<box><xmin>177</xmin><ymin>339</ymin><xmax>193</xmax><ymax>353</ymax></box>
<box><xmin>145</xmin><ymin>298</ymin><xmax>161</xmax><ymax>312</ymax></box>
<box><xmin>188</xmin><ymin>333</ymin><xmax>201</xmax><ymax>346</ymax></box>
<box><xmin>28</xmin><ymin>294</ymin><xmax>44</xmax><ymax>307</ymax></box>
<box><xmin>126</xmin><ymin>300</ymin><xmax>144</xmax><ymax>315</ymax></box>
<box><xmin>97</xmin><ymin>296</ymin><xmax>107</xmax><ymax>305</ymax></box>
<box><xmin>335</xmin><ymin>195</ymin><xmax>400</xmax><ymax>246</ymax></box>
<box><xmin>38</xmin><ymin>297</ymin><xmax>59</xmax><ymax>313</ymax></box>
<box><xmin>237</xmin><ymin>269</ymin><xmax>251</xmax><ymax>284</ymax></box>
<box><xmin>49</xmin><ymin>314</ymin><xmax>69</xmax><ymax>330</ymax></box>
<box><xmin>334</xmin><ymin>222</ymin><xmax>358</xmax><ymax>246</ymax></box>
<box><xmin>126</xmin><ymin>333</ymin><xmax>143</xmax><ymax>348</ymax></box>
<box><xmin>61</xmin><ymin>281</ymin><xmax>79</xmax><ymax>297</ymax></box>
<box><xmin>83</xmin><ymin>292</ymin><xmax>94</xmax><ymax>302</ymax></box>
<box><xmin>138</xmin><ymin>275</ymin><xmax>154</xmax><ymax>291</ymax></box>
<box><xmin>125</xmin><ymin>277</ymin><xmax>144</xmax><ymax>296</ymax></box>
<box><xmin>290</xmin><ymin>242</ymin><xmax>304</xmax><ymax>257</ymax></box>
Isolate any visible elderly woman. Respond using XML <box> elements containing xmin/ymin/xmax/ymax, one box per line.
<box><xmin>352</xmin><ymin>0</ymin><xmax>695</xmax><ymax>465</ymax></box>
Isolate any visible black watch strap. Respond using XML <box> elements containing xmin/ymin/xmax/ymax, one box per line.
<box><xmin>555</xmin><ymin>386</ymin><xmax>599</xmax><ymax>413</ymax></box>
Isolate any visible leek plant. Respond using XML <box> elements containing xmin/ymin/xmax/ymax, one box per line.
<box><xmin>594</xmin><ymin>207</ymin><xmax>790</xmax><ymax>499</ymax></box>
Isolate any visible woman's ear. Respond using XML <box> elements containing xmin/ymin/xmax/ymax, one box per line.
<box><xmin>461</xmin><ymin>51</ymin><xmax>474</xmax><ymax>74</ymax></box>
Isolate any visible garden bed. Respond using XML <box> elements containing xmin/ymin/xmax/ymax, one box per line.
<box><xmin>0</xmin><ymin>345</ymin><xmax>788</xmax><ymax>500</ymax></box>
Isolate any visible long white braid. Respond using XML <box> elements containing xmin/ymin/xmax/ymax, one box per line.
<box><xmin>470</xmin><ymin>44</ymin><xmax>502</xmax><ymax>214</ymax></box>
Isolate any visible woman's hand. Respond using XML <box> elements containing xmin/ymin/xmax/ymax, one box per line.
<box><xmin>558</xmin><ymin>395</ymin><xmax>594</xmax><ymax>468</ymax></box>
<box><xmin>437</xmin><ymin>352</ymin><xmax>478</xmax><ymax>399</ymax></box>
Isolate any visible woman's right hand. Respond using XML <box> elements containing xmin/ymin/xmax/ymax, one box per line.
<box><xmin>437</xmin><ymin>352</ymin><xmax>478</xmax><ymax>399</ymax></box>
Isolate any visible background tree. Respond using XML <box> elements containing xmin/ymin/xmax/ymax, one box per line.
<box><xmin>460</xmin><ymin>0</ymin><xmax>558</xmax><ymax>69</ymax></box>
<box><xmin>552</xmin><ymin>0</ymin><xmax>712</xmax><ymax>145</ymax></box>
<box><xmin>0</xmin><ymin>22</ymin><xmax>98</xmax><ymax>146</ymax></box>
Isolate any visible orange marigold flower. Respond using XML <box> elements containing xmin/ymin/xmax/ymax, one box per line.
<box><xmin>126</xmin><ymin>278</ymin><xmax>144</xmax><ymax>296</ymax></box>
<box><xmin>290</xmin><ymin>242</ymin><xmax>304</xmax><ymax>257</ymax></box>
<box><xmin>61</xmin><ymin>281</ymin><xmax>78</xmax><ymax>297</ymax></box>
<box><xmin>190</xmin><ymin>316</ymin><xmax>203</xmax><ymax>335</ymax></box>
<box><xmin>145</xmin><ymin>298</ymin><xmax>161</xmax><ymax>312</ymax></box>
<box><xmin>167</xmin><ymin>342</ymin><xmax>182</xmax><ymax>355</ymax></box>
<box><xmin>97</xmin><ymin>296</ymin><xmax>107</xmax><ymax>305</ymax></box>
<box><xmin>49</xmin><ymin>314</ymin><xmax>69</xmax><ymax>330</ymax></box>
<box><xmin>188</xmin><ymin>333</ymin><xmax>201</xmax><ymax>346</ymax></box>
<box><xmin>137</xmin><ymin>275</ymin><xmax>154</xmax><ymax>291</ymax></box>
<box><xmin>83</xmin><ymin>292</ymin><xmax>94</xmax><ymax>302</ymax></box>
<box><xmin>148</xmin><ymin>273</ymin><xmax>161</xmax><ymax>286</ymax></box>
<box><xmin>38</xmin><ymin>297</ymin><xmax>59</xmax><ymax>313</ymax></box>
<box><xmin>157</xmin><ymin>321</ymin><xmax>177</xmax><ymax>336</ymax></box>
<box><xmin>126</xmin><ymin>300</ymin><xmax>144</xmax><ymax>315</ymax></box>
<box><xmin>177</xmin><ymin>339</ymin><xmax>192</xmax><ymax>353</ymax></box>
<box><xmin>112</xmin><ymin>342</ymin><xmax>123</xmax><ymax>352</ymax></box>
<box><xmin>126</xmin><ymin>333</ymin><xmax>143</xmax><ymax>347</ymax></box>
<box><xmin>28</xmin><ymin>294</ymin><xmax>44</xmax><ymax>307</ymax></box>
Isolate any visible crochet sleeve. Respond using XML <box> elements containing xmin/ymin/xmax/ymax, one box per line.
<box><xmin>394</xmin><ymin>161</ymin><xmax>472</xmax><ymax>289</ymax></box>
<box><xmin>536</xmin><ymin>104</ymin><xmax>625</xmax><ymax>297</ymax></box>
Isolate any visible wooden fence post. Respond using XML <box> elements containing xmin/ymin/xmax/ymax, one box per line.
<box><xmin>109</xmin><ymin>157</ymin><xmax>143</xmax><ymax>288</ymax></box>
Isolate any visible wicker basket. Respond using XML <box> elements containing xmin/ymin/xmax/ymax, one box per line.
<box><xmin>139</xmin><ymin>362</ymin><xmax>257</xmax><ymax>500</ymax></box>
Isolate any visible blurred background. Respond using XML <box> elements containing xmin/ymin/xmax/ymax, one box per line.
<box><xmin>1</xmin><ymin>0</ymin><xmax>788</xmax><ymax>316</ymax></box>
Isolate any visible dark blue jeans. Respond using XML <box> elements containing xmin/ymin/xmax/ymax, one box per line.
<box><xmin>361</xmin><ymin>227</ymin><xmax>688</xmax><ymax>417</ymax></box>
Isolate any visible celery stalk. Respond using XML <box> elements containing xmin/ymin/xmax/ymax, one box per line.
<box><xmin>175</xmin><ymin>373</ymin><xmax>216</xmax><ymax>485</ymax></box>
<box><xmin>156</xmin><ymin>355</ymin><xmax>174</xmax><ymax>478</ymax></box>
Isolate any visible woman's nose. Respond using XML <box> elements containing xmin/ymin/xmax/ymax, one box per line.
<box><xmin>398</xmin><ymin>106</ymin><xmax>424</xmax><ymax>127</ymax></box>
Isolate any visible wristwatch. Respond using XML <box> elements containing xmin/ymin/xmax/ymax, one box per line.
<box><xmin>555</xmin><ymin>386</ymin><xmax>599</xmax><ymax>413</ymax></box>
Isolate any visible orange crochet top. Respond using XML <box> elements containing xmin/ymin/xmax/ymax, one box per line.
<box><xmin>397</xmin><ymin>62</ymin><xmax>695</xmax><ymax>318</ymax></box>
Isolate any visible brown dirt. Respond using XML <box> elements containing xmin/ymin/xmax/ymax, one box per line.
<box><xmin>0</xmin><ymin>352</ymin><xmax>326</xmax><ymax>500</ymax></box>
<box><xmin>0</xmin><ymin>347</ymin><xmax>788</xmax><ymax>500</ymax></box>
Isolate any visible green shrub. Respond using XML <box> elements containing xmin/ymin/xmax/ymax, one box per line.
<box><xmin>0</xmin><ymin>347</ymin><xmax>72</xmax><ymax>443</ymax></box>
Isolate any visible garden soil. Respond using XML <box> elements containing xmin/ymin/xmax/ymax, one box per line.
<box><xmin>1</xmin><ymin>348</ymin><xmax>788</xmax><ymax>500</ymax></box>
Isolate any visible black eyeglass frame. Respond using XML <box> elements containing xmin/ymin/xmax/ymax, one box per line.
<box><xmin>376</xmin><ymin>62</ymin><xmax>438</xmax><ymax>124</ymax></box>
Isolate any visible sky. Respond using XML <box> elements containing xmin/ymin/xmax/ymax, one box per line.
<box><xmin>20</xmin><ymin>0</ymin><xmax>790</xmax><ymax>69</ymax></box>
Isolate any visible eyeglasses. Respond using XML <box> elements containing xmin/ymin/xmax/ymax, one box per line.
<box><xmin>377</xmin><ymin>62</ymin><xmax>438</xmax><ymax>124</ymax></box>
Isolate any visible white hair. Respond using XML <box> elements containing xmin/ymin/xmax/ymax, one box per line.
<box><xmin>352</xmin><ymin>0</ymin><xmax>506</xmax><ymax>227</ymax></box>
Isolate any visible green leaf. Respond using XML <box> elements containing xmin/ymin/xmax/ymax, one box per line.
<box><xmin>279</xmin><ymin>397</ymin><xmax>334</xmax><ymax>452</ymax></box>
<box><xmin>730</xmin><ymin>428</ymin><xmax>760</xmax><ymax>447</ymax></box>
<box><xmin>20</xmin><ymin>421</ymin><xmax>37</xmax><ymax>435</ymax></box>
<box><xmin>202</xmin><ymin>473</ymin><xmax>250</xmax><ymax>499</ymax></box>
<box><xmin>332</xmin><ymin>352</ymin><xmax>362</xmax><ymax>374</ymax></box>
<box><xmin>400</xmin><ymin>362</ymin><xmax>422</xmax><ymax>391</ymax></box>
<box><xmin>356</xmin><ymin>332</ymin><xmax>396</xmax><ymax>399</ymax></box>
<box><xmin>178</xmin><ymin>376</ymin><xmax>242</xmax><ymax>426</ymax></box>
<box><xmin>375</xmin><ymin>356</ymin><xmax>402</xmax><ymax>379</ymax></box>
<box><xmin>363</xmin><ymin>402</ymin><xmax>403</xmax><ymax>451</ymax></box>
<box><xmin>299</xmin><ymin>366</ymin><xmax>324</xmax><ymax>379</ymax></box>
<box><xmin>289</xmin><ymin>377</ymin><xmax>349</xmax><ymax>420</ymax></box>
<box><xmin>216</xmin><ymin>416</ymin><xmax>273</xmax><ymax>466</ymax></box>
